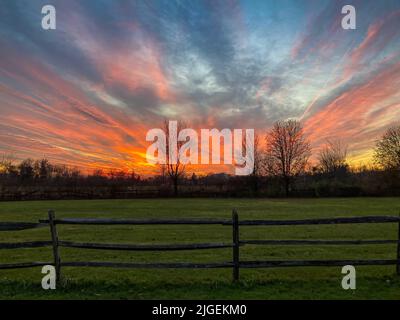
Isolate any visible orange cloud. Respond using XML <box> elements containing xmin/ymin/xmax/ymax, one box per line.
<box><xmin>304</xmin><ymin>61</ymin><xmax>400</xmax><ymax>162</ymax></box>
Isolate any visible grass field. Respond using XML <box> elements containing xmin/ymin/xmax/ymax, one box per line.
<box><xmin>0</xmin><ymin>197</ymin><xmax>400</xmax><ymax>300</ymax></box>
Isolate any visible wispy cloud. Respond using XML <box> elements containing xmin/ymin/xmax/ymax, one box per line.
<box><xmin>0</xmin><ymin>0</ymin><xmax>399</xmax><ymax>173</ymax></box>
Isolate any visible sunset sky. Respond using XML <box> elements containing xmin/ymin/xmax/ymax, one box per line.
<box><xmin>0</xmin><ymin>0</ymin><xmax>399</xmax><ymax>175</ymax></box>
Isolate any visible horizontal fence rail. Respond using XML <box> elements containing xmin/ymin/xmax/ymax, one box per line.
<box><xmin>39</xmin><ymin>218</ymin><xmax>231</xmax><ymax>225</ymax></box>
<box><xmin>37</xmin><ymin>216</ymin><xmax>400</xmax><ymax>226</ymax></box>
<box><xmin>61</xmin><ymin>262</ymin><xmax>233</xmax><ymax>269</ymax></box>
<box><xmin>58</xmin><ymin>241</ymin><xmax>233</xmax><ymax>251</ymax></box>
<box><xmin>1</xmin><ymin>210</ymin><xmax>400</xmax><ymax>281</ymax></box>
<box><xmin>0</xmin><ymin>241</ymin><xmax>52</xmax><ymax>249</ymax></box>
<box><xmin>235</xmin><ymin>216</ymin><xmax>400</xmax><ymax>226</ymax></box>
<box><xmin>240</xmin><ymin>239</ymin><xmax>400</xmax><ymax>245</ymax></box>
<box><xmin>0</xmin><ymin>222</ymin><xmax>47</xmax><ymax>231</ymax></box>
<box><xmin>239</xmin><ymin>259</ymin><xmax>399</xmax><ymax>268</ymax></box>
<box><xmin>0</xmin><ymin>262</ymin><xmax>52</xmax><ymax>269</ymax></box>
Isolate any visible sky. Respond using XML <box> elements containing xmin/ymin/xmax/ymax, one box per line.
<box><xmin>0</xmin><ymin>0</ymin><xmax>399</xmax><ymax>175</ymax></box>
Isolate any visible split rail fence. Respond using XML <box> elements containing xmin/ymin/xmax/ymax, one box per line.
<box><xmin>0</xmin><ymin>210</ymin><xmax>400</xmax><ymax>281</ymax></box>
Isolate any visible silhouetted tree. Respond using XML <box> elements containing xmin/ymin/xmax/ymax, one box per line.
<box><xmin>35</xmin><ymin>158</ymin><xmax>52</xmax><ymax>180</ymax></box>
<box><xmin>18</xmin><ymin>159</ymin><xmax>34</xmax><ymax>181</ymax></box>
<box><xmin>264</xmin><ymin>120</ymin><xmax>311</xmax><ymax>196</ymax></box>
<box><xmin>157</xmin><ymin>164</ymin><xmax>168</xmax><ymax>184</ymax></box>
<box><xmin>163</xmin><ymin>119</ymin><xmax>187</xmax><ymax>196</ymax></box>
<box><xmin>0</xmin><ymin>154</ymin><xmax>17</xmax><ymax>175</ymax></box>
<box><xmin>374</xmin><ymin>125</ymin><xmax>400</xmax><ymax>170</ymax></box>
<box><xmin>318</xmin><ymin>139</ymin><xmax>348</xmax><ymax>175</ymax></box>
<box><xmin>191</xmin><ymin>172</ymin><xmax>198</xmax><ymax>185</ymax></box>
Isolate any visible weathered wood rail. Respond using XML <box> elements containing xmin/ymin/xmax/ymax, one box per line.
<box><xmin>1</xmin><ymin>210</ymin><xmax>400</xmax><ymax>282</ymax></box>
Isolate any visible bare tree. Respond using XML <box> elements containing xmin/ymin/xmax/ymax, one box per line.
<box><xmin>157</xmin><ymin>164</ymin><xmax>168</xmax><ymax>184</ymax></box>
<box><xmin>34</xmin><ymin>158</ymin><xmax>53</xmax><ymax>180</ymax></box>
<box><xmin>163</xmin><ymin>119</ymin><xmax>187</xmax><ymax>196</ymax></box>
<box><xmin>264</xmin><ymin>120</ymin><xmax>311</xmax><ymax>196</ymax></box>
<box><xmin>318</xmin><ymin>139</ymin><xmax>348</xmax><ymax>174</ymax></box>
<box><xmin>0</xmin><ymin>154</ymin><xmax>17</xmax><ymax>175</ymax></box>
<box><xmin>18</xmin><ymin>158</ymin><xmax>35</xmax><ymax>181</ymax></box>
<box><xmin>374</xmin><ymin>125</ymin><xmax>400</xmax><ymax>170</ymax></box>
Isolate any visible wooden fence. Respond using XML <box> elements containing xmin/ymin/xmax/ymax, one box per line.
<box><xmin>1</xmin><ymin>210</ymin><xmax>400</xmax><ymax>282</ymax></box>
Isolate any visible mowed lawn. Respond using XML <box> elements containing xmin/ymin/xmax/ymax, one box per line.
<box><xmin>0</xmin><ymin>197</ymin><xmax>400</xmax><ymax>300</ymax></box>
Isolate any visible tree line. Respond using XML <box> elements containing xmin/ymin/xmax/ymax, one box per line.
<box><xmin>251</xmin><ymin>120</ymin><xmax>399</xmax><ymax>197</ymax></box>
<box><xmin>0</xmin><ymin>120</ymin><xmax>399</xmax><ymax>200</ymax></box>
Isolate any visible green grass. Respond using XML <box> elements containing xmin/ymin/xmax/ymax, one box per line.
<box><xmin>1</xmin><ymin>197</ymin><xmax>400</xmax><ymax>299</ymax></box>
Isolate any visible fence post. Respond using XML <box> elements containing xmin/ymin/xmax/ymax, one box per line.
<box><xmin>397</xmin><ymin>214</ymin><xmax>400</xmax><ymax>276</ymax></box>
<box><xmin>232</xmin><ymin>209</ymin><xmax>239</xmax><ymax>282</ymax></box>
<box><xmin>48</xmin><ymin>210</ymin><xmax>61</xmax><ymax>283</ymax></box>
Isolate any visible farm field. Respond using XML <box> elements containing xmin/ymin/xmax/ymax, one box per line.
<box><xmin>0</xmin><ymin>197</ymin><xmax>400</xmax><ymax>300</ymax></box>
